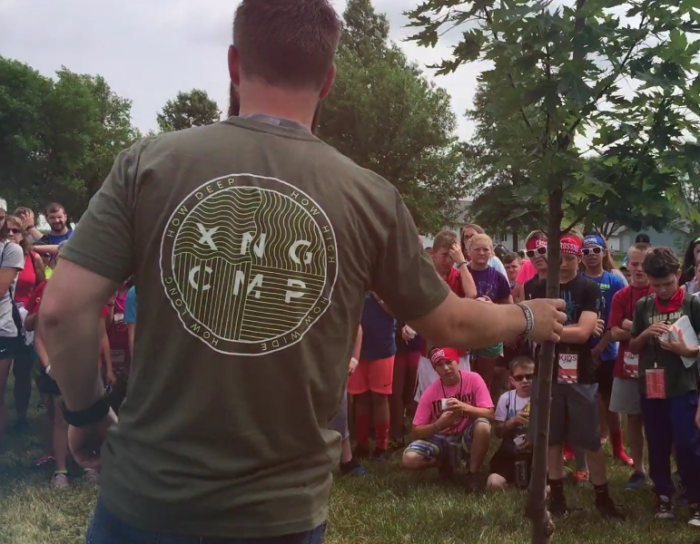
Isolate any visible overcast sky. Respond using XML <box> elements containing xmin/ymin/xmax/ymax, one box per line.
<box><xmin>0</xmin><ymin>0</ymin><xmax>488</xmax><ymax>140</ymax></box>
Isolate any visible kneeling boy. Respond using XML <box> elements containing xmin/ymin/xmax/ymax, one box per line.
<box><xmin>403</xmin><ymin>347</ymin><xmax>493</xmax><ymax>488</ymax></box>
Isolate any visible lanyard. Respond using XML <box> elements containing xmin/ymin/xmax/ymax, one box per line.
<box><xmin>239</xmin><ymin>114</ymin><xmax>310</xmax><ymax>133</ymax></box>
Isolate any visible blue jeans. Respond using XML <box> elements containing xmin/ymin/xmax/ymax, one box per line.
<box><xmin>87</xmin><ymin>497</ymin><xmax>327</xmax><ymax>544</ymax></box>
<box><xmin>641</xmin><ymin>390</ymin><xmax>700</xmax><ymax>503</ymax></box>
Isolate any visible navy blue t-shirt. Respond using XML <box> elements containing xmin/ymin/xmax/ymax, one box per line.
<box><xmin>360</xmin><ymin>293</ymin><xmax>397</xmax><ymax>360</ymax></box>
<box><xmin>583</xmin><ymin>270</ymin><xmax>626</xmax><ymax>361</ymax></box>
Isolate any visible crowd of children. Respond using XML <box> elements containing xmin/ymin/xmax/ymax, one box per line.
<box><xmin>3</xmin><ymin>205</ymin><xmax>700</xmax><ymax>529</ymax></box>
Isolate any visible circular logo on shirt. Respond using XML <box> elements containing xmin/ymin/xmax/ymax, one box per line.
<box><xmin>160</xmin><ymin>174</ymin><xmax>338</xmax><ymax>356</ymax></box>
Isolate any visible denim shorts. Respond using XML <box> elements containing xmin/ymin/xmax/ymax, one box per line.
<box><xmin>87</xmin><ymin>496</ymin><xmax>327</xmax><ymax>544</ymax></box>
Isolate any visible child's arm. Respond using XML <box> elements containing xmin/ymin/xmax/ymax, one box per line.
<box><xmin>25</xmin><ymin>313</ymin><xmax>38</xmax><ymax>332</ymax></box>
<box><xmin>100</xmin><ymin>316</ymin><xmax>115</xmax><ymax>384</ymax></box>
<box><xmin>34</xmin><ymin>332</ymin><xmax>50</xmax><ymax>369</ymax></box>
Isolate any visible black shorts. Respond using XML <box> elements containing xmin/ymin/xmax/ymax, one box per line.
<box><xmin>595</xmin><ymin>359</ymin><xmax>616</xmax><ymax>400</ymax></box>
<box><xmin>38</xmin><ymin>369</ymin><xmax>61</xmax><ymax>397</ymax></box>
<box><xmin>0</xmin><ymin>336</ymin><xmax>23</xmax><ymax>360</ymax></box>
<box><xmin>489</xmin><ymin>448</ymin><xmax>532</xmax><ymax>484</ymax></box>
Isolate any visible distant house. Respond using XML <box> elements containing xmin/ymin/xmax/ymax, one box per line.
<box><xmin>421</xmin><ymin>198</ymin><xmax>518</xmax><ymax>250</ymax></box>
<box><xmin>607</xmin><ymin>223</ymin><xmax>694</xmax><ymax>255</ymax></box>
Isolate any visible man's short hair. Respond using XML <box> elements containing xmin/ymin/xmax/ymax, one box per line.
<box><xmin>233</xmin><ymin>0</ymin><xmax>341</xmax><ymax>90</ymax></box>
<box><xmin>45</xmin><ymin>203</ymin><xmax>65</xmax><ymax>215</ymax></box>
<box><xmin>13</xmin><ymin>206</ymin><xmax>32</xmax><ymax>216</ymax></box>
<box><xmin>525</xmin><ymin>230</ymin><xmax>547</xmax><ymax>244</ymax></box>
<box><xmin>643</xmin><ymin>247</ymin><xmax>680</xmax><ymax>278</ymax></box>
<box><xmin>510</xmin><ymin>356</ymin><xmax>535</xmax><ymax>373</ymax></box>
<box><xmin>502</xmin><ymin>252</ymin><xmax>521</xmax><ymax>265</ymax></box>
<box><xmin>433</xmin><ymin>231</ymin><xmax>457</xmax><ymax>250</ymax></box>
<box><xmin>635</xmin><ymin>233</ymin><xmax>651</xmax><ymax>244</ymax></box>
<box><xmin>467</xmin><ymin>233</ymin><xmax>493</xmax><ymax>252</ymax></box>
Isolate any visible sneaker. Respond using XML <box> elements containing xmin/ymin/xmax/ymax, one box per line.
<box><xmin>572</xmin><ymin>470</ymin><xmax>589</xmax><ymax>487</ymax></box>
<box><xmin>614</xmin><ymin>452</ymin><xmax>634</xmax><ymax>467</ymax></box>
<box><xmin>84</xmin><ymin>468</ymin><xmax>100</xmax><ymax>484</ymax></box>
<box><xmin>689</xmin><ymin>504</ymin><xmax>700</xmax><ymax>528</ymax></box>
<box><xmin>339</xmin><ymin>459</ymin><xmax>367</xmax><ymax>476</ymax></box>
<box><xmin>625</xmin><ymin>471</ymin><xmax>647</xmax><ymax>491</ymax></box>
<box><xmin>464</xmin><ymin>472</ymin><xmax>486</xmax><ymax>493</ymax></box>
<box><xmin>32</xmin><ymin>455</ymin><xmax>55</xmax><ymax>469</ymax></box>
<box><xmin>548</xmin><ymin>496</ymin><xmax>568</xmax><ymax>518</ymax></box>
<box><xmin>50</xmin><ymin>472</ymin><xmax>69</xmax><ymax>490</ymax></box>
<box><xmin>654</xmin><ymin>495</ymin><xmax>674</xmax><ymax>520</ymax></box>
<box><xmin>370</xmin><ymin>448</ymin><xmax>390</xmax><ymax>462</ymax></box>
<box><xmin>596</xmin><ymin>496</ymin><xmax>625</xmax><ymax>520</ymax></box>
<box><xmin>353</xmin><ymin>445</ymin><xmax>370</xmax><ymax>460</ymax></box>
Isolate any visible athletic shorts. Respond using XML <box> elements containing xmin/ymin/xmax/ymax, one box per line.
<box><xmin>395</xmin><ymin>351</ymin><xmax>420</xmax><ymax>369</ymax></box>
<box><xmin>0</xmin><ymin>336</ymin><xmax>23</xmax><ymax>360</ymax></box>
<box><xmin>609</xmin><ymin>378</ymin><xmax>642</xmax><ymax>415</ymax></box>
<box><xmin>489</xmin><ymin>448</ymin><xmax>533</xmax><ymax>484</ymax></box>
<box><xmin>595</xmin><ymin>359</ymin><xmax>616</xmax><ymax>401</ymax></box>
<box><xmin>347</xmin><ymin>356</ymin><xmax>395</xmax><ymax>395</ymax></box>
<box><xmin>404</xmin><ymin>418</ymin><xmax>491</xmax><ymax>460</ymax></box>
<box><xmin>531</xmin><ymin>382</ymin><xmax>601</xmax><ymax>452</ymax></box>
<box><xmin>473</xmin><ymin>343</ymin><xmax>504</xmax><ymax>359</ymax></box>
<box><xmin>328</xmin><ymin>387</ymin><xmax>350</xmax><ymax>441</ymax></box>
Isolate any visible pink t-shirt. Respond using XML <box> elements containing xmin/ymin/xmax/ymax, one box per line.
<box><xmin>516</xmin><ymin>260</ymin><xmax>537</xmax><ymax>285</ymax></box>
<box><xmin>413</xmin><ymin>370</ymin><xmax>493</xmax><ymax>435</ymax></box>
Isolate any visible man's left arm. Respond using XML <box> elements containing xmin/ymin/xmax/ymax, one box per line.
<box><xmin>39</xmin><ymin>143</ymin><xmax>139</xmax><ymax>411</ymax></box>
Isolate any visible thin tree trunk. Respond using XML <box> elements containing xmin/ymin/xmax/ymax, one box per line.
<box><xmin>512</xmin><ymin>226</ymin><xmax>519</xmax><ymax>252</ymax></box>
<box><xmin>526</xmin><ymin>188</ymin><xmax>563</xmax><ymax>543</ymax></box>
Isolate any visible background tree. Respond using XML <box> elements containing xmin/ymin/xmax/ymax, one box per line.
<box><xmin>409</xmin><ymin>0</ymin><xmax>700</xmax><ymax>541</ymax></box>
<box><xmin>157</xmin><ymin>89</ymin><xmax>221</xmax><ymax>133</ymax></box>
<box><xmin>0</xmin><ymin>58</ymin><xmax>139</xmax><ymax>218</ymax></box>
<box><xmin>319</xmin><ymin>0</ymin><xmax>467</xmax><ymax>234</ymax></box>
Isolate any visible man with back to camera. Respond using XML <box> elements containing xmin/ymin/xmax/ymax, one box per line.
<box><xmin>38</xmin><ymin>1</ymin><xmax>566</xmax><ymax>542</ymax></box>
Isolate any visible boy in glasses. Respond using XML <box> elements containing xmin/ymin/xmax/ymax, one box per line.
<box><xmin>581</xmin><ymin>233</ymin><xmax>631</xmax><ymax>467</ymax></box>
<box><xmin>529</xmin><ymin>235</ymin><xmax>624</xmax><ymax>519</ymax></box>
<box><xmin>402</xmin><ymin>347</ymin><xmax>493</xmax><ymax>490</ymax></box>
<box><xmin>487</xmin><ymin>356</ymin><xmax>534</xmax><ymax>491</ymax></box>
<box><xmin>513</xmin><ymin>231</ymin><xmax>547</xmax><ymax>303</ymax></box>
<box><xmin>629</xmin><ymin>247</ymin><xmax>700</xmax><ymax>525</ymax></box>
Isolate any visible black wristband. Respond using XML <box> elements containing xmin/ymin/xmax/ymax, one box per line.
<box><xmin>61</xmin><ymin>397</ymin><xmax>110</xmax><ymax>428</ymax></box>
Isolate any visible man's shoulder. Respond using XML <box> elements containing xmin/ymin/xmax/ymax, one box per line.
<box><xmin>612</xmin><ymin>285</ymin><xmax>632</xmax><ymax>301</ymax></box>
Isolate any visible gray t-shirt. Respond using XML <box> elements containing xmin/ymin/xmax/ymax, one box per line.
<box><xmin>0</xmin><ymin>241</ymin><xmax>25</xmax><ymax>338</ymax></box>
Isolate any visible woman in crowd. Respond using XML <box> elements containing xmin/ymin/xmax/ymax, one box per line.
<box><xmin>682</xmin><ymin>236</ymin><xmax>700</xmax><ymax>286</ymax></box>
<box><xmin>0</xmin><ymin>218</ymin><xmax>25</xmax><ymax>440</ymax></box>
<box><xmin>685</xmin><ymin>252</ymin><xmax>700</xmax><ymax>295</ymax></box>
<box><xmin>5</xmin><ymin>215</ymin><xmax>45</xmax><ymax>433</ymax></box>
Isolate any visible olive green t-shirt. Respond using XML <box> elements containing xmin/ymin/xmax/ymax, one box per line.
<box><xmin>61</xmin><ymin>117</ymin><xmax>449</xmax><ymax>538</ymax></box>
<box><xmin>631</xmin><ymin>293</ymin><xmax>700</xmax><ymax>398</ymax></box>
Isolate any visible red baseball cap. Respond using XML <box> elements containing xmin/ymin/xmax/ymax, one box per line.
<box><xmin>429</xmin><ymin>347</ymin><xmax>460</xmax><ymax>366</ymax></box>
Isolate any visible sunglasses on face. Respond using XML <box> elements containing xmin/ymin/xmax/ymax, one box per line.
<box><xmin>525</xmin><ymin>247</ymin><xmax>547</xmax><ymax>258</ymax></box>
<box><xmin>582</xmin><ymin>247</ymin><xmax>603</xmax><ymax>256</ymax></box>
<box><xmin>7</xmin><ymin>228</ymin><xmax>22</xmax><ymax>235</ymax></box>
<box><xmin>513</xmin><ymin>373</ymin><xmax>534</xmax><ymax>382</ymax></box>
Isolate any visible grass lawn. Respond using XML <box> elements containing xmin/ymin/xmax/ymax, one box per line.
<box><xmin>2</xmin><ymin>390</ymin><xmax>700</xmax><ymax>544</ymax></box>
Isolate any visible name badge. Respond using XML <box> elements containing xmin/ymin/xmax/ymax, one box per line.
<box><xmin>558</xmin><ymin>353</ymin><xmax>578</xmax><ymax>384</ymax></box>
<box><xmin>646</xmin><ymin>368</ymin><xmax>666</xmax><ymax>399</ymax></box>
<box><xmin>623</xmin><ymin>352</ymin><xmax>639</xmax><ymax>379</ymax></box>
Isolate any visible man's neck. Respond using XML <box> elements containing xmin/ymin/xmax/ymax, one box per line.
<box><xmin>516</xmin><ymin>390</ymin><xmax>530</xmax><ymax>399</ymax></box>
<box><xmin>537</xmin><ymin>271</ymin><xmax>548</xmax><ymax>279</ymax></box>
<box><xmin>586</xmin><ymin>266</ymin><xmax>604</xmax><ymax>278</ymax></box>
<box><xmin>560</xmin><ymin>273</ymin><xmax>577</xmax><ymax>284</ymax></box>
<box><xmin>442</xmin><ymin>374</ymin><xmax>460</xmax><ymax>387</ymax></box>
<box><xmin>238</xmin><ymin>82</ymin><xmax>317</xmax><ymax>131</ymax></box>
<box><xmin>52</xmin><ymin>227</ymin><xmax>68</xmax><ymax>236</ymax></box>
<box><xmin>632</xmin><ymin>281</ymin><xmax>650</xmax><ymax>290</ymax></box>
<box><xmin>470</xmin><ymin>262</ymin><xmax>488</xmax><ymax>271</ymax></box>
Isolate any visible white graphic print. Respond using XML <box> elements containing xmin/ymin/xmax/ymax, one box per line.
<box><xmin>160</xmin><ymin>174</ymin><xmax>338</xmax><ymax>356</ymax></box>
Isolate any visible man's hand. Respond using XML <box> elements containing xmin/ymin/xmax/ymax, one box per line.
<box><xmin>449</xmin><ymin>243</ymin><xmax>466</xmax><ymax>265</ymax></box>
<box><xmin>509</xmin><ymin>409</ymin><xmax>530</xmax><ymax>428</ymax></box>
<box><xmin>477</xmin><ymin>296</ymin><xmax>493</xmax><ymax>304</ymax></box>
<box><xmin>348</xmin><ymin>357</ymin><xmax>359</xmax><ymax>375</ymax></box>
<box><xmin>622</xmin><ymin>319</ymin><xmax>633</xmax><ymax>332</ymax></box>
<box><xmin>644</xmin><ymin>323</ymin><xmax>670</xmax><ymax>340</ymax></box>
<box><xmin>106</xmin><ymin>369</ymin><xmax>117</xmax><ymax>385</ymax></box>
<box><xmin>522</xmin><ymin>299</ymin><xmax>567</xmax><ymax>343</ymax></box>
<box><xmin>17</xmin><ymin>209</ymin><xmax>35</xmax><ymax>227</ymax></box>
<box><xmin>436</xmin><ymin>407</ymin><xmax>463</xmax><ymax>430</ymax></box>
<box><xmin>593</xmin><ymin>319</ymin><xmax>605</xmax><ymax>338</ymax></box>
<box><xmin>68</xmin><ymin>408</ymin><xmax>118</xmax><ymax>469</ymax></box>
<box><xmin>446</xmin><ymin>397</ymin><xmax>472</xmax><ymax>415</ymax></box>
<box><xmin>591</xmin><ymin>343</ymin><xmax>604</xmax><ymax>360</ymax></box>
